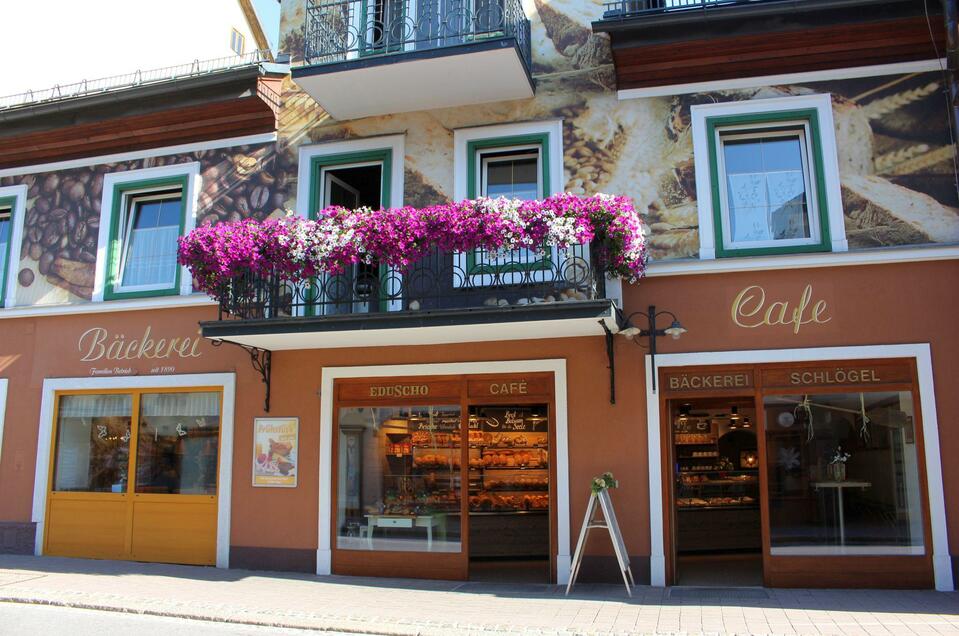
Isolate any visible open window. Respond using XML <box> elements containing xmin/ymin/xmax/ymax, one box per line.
<box><xmin>308</xmin><ymin>150</ymin><xmax>402</xmax><ymax>315</ymax></box>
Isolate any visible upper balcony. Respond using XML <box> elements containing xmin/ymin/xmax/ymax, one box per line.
<box><xmin>291</xmin><ymin>0</ymin><xmax>534</xmax><ymax>120</ymax></box>
<box><xmin>200</xmin><ymin>243</ymin><xmax>617</xmax><ymax>350</ymax></box>
<box><xmin>593</xmin><ymin>0</ymin><xmax>944</xmax><ymax>92</ymax></box>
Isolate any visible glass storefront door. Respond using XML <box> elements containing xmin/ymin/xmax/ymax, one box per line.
<box><xmin>45</xmin><ymin>388</ymin><xmax>222</xmax><ymax>565</ymax></box>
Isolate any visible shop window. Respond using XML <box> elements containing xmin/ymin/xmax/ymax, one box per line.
<box><xmin>135</xmin><ymin>392</ymin><xmax>222</xmax><ymax>495</ymax></box>
<box><xmin>101</xmin><ymin>169</ymin><xmax>195</xmax><ymax>301</ymax></box>
<box><xmin>53</xmin><ymin>394</ymin><xmax>133</xmax><ymax>493</ymax></box>
<box><xmin>763</xmin><ymin>390</ymin><xmax>925</xmax><ymax>555</ymax></box>
<box><xmin>336</xmin><ymin>405</ymin><xmax>463</xmax><ymax>553</ymax></box>
<box><xmin>51</xmin><ymin>391</ymin><xmax>222</xmax><ymax>495</ymax></box>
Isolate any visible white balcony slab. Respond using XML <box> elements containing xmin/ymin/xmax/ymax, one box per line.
<box><xmin>291</xmin><ymin>42</ymin><xmax>533</xmax><ymax>120</ymax></box>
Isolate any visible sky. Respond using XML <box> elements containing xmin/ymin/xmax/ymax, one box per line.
<box><xmin>253</xmin><ymin>0</ymin><xmax>282</xmax><ymax>51</ymax></box>
<box><xmin>1</xmin><ymin>1</ymin><xmax>282</xmax><ymax>98</ymax></box>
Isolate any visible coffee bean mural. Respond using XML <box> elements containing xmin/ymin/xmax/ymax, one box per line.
<box><xmin>0</xmin><ymin>142</ymin><xmax>299</xmax><ymax>304</ymax></box>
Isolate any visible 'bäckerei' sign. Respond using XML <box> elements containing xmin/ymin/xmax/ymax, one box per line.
<box><xmin>662</xmin><ymin>371</ymin><xmax>753</xmax><ymax>392</ymax></box>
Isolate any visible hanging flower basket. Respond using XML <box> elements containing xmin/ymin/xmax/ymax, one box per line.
<box><xmin>178</xmin><ymin>194</ymin><xmax>648</xmax><ymax>304</ymax></box>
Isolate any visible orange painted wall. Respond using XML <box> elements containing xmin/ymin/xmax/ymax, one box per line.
<box><xmin>0</xmin><ymin>258</ymin><xmax>957</xmax><ymax>564</ymax></box>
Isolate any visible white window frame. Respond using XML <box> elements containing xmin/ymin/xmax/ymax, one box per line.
<box><xmin>691</xmin><ymin>94</ymin><xmax>847</xmax><ymax>260</ymax></box>
<box><xmin>453</xmin><ymin>120</ymin><xmax>566</xmax><ymax>288</ymax></box>
<box><xmin>114</xmin><ymin>189</ymin><xmax>184</xmax><ymax>295</ymax></box>
<box><xmin>0</xmin><ymin>184</ymin><xmax>27</xmax><ymax>308</ymax></box>
<box><xmin>715</xmin><ymin>123</ymin><xmax>822</xmax><ymax>252</ymax></box>
<box><xmin>94</xmin><ymin>163</ymin><xmax>202</xmax><ymax>302</ymax></box>
<box><xmin>296</xmin><ymin>135</ymin><xmax>406</xmax><ymax>314</ymax></box>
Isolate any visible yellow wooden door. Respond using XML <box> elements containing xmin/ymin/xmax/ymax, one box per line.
<box><xmin>45</xmin><ymin>388</ymin><xmax>220</xmax><ymax>566</ymax></box>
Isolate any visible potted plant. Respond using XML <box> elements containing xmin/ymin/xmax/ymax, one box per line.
<box><xmin>828</xmin><ymin>446</ymin><xmax>851</xmax><ymax>481</ymax></box>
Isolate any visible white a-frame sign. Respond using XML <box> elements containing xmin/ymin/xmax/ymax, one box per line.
<box><xmin>566</xmin><ymin>488</ymin><xmax>635</xmax><ymax>596</ymax></box>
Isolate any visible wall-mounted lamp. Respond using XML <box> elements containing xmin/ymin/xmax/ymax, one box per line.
<box><xmin>599</xmin><ymin>305</ymin><xmax>687</xmax><ymax>402</ymax></box>
<box><xmin>618</xmin><ymin>305</ymin><xmax>687</xmax><ymax>393</ymax></box>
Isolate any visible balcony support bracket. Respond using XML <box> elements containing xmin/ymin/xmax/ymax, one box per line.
<box><xmin>212</xmin><ymin>339</ymin><xmax>272</xmax><ymax>412</ymax></box>
<box><xmin>600</xmin><ymin>320</ymin><xmax>616</xmax><ymax>405</ymax></box>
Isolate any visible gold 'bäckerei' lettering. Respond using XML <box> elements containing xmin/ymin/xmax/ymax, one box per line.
<box><xmin>368</xmin><ymin>384</ymin><xmax>430</xmax><ymax>398</ymax></box>
<box><xmin>668</xmin><ymin>373</ymin><xmax>750</xmax><ymax>391</ymax></box>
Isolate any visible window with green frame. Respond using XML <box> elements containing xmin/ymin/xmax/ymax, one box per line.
<box><xmin>0</xmin><ymin>196</ymin><xmax>16</xmax><ymax>306</ymax></box>
<box><xmin>707</xmin><ymin>108</ymin><xmax>832</xmax><ymax>258</ymax></box>
<box><xmin>104</xmin><ymin>175</ymin><xmax>188</xmax><ymax>300</ymax></box>
<box><xmin>466</xmin><ymin>133</ymin><xmax>551</xmax><ymax>274</ymax></box>
<box><xmin>307</xmin><ymin>148</ymin><xmax>393</xmax><ymax>314</ymax></box>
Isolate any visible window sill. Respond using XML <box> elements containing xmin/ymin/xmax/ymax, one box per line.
<box><xmin>0</xmin><ymin>293</ymin><xmax>215</xmax><ymax>319</ymax></box>
<box><xmin>644</xmin><ymin>244</ymin><xmax>959</xmax><ymax>277</ymax></box>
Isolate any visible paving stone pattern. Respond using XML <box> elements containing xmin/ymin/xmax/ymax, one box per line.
<box><xmin>0</xmin><ymin>556</ymin><xmax>956</xmax><ymax>635</ymax></box>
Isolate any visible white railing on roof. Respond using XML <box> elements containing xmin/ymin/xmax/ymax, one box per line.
<box><xmin>0</xmin><ymin>49</ymin><xmax>272</xmax><ymax>111</ymax></box>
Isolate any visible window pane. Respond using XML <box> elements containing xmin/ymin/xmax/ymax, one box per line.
<box><xmin>764</xmin><ymin>391</ymin><xmax>925</xmax><ymax>555</ymax></box>
<box><xmin>722</xmin><ymin>133</ymin><xmax>812</xmax><ymax>245</ymax></box>
<box><xmin>53</xmin><ymin>394</ymin><xmax>132</xmax><ymax>492</ymax></box>
<box><xmin>483</xmin><ymin>155</ymin><xmax>538</xmax><ymax>200</ymax></box>
<box><xmin>135</xmin><ymin>392</ymin><xmax>221</xmax><ymax>495</ymax></box>
<box><xmin>121</xmin><ymin>197</ymin><xmax>181</xmax><ymax>288</ymax></box>
<box><xmin>0</xmin><ymin>212</ymin><xmax>10</xmax><ymax>276</ymax></box>
<box><xmin>337</xmin><ymin>405</ymin><xmax>463</xmax><ymax>552</ymax></box>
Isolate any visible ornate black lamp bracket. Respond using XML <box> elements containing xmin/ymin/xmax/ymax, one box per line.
<box><xmin>600</xmin><ymin>320</ymin><xmax>616</xmax><ymax>405</ymax></box>
<box><xmin>212</xmin><ymin>339</ymin><xmax>272</xmax><ymax>412</ymax></box>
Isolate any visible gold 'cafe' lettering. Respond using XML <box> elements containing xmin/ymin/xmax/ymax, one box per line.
<box><xmin>79</xmin><ymin>326</ymin><xmax>202</xmax><ymax>362</ymax></box>
<box><xmin>490</xmin><ymin>381</ymin><xmax>528</xmax><ymax>395</ymax></box>
<box><xmin>369</xmin><ymin>384</ymin><xmax>430</xmax><ymax>398</ymax></box>
<box><xmin>731</xmin><ymin>284</ymin><xmax>831</xmax><ymax>334</ymax></box>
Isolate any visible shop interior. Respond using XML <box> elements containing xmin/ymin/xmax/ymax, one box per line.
<box><xmin>336</xmin><ymin>402</ymin><xmax>551</xmax><ymax>582</ymax></box>
<box><xmin>670</xmin><ymin>398</ymin><xmax>762</xmax><ymax>587</ymax></box>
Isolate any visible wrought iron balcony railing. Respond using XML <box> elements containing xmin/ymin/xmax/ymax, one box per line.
<box><xmin>303</xmin><ymin>0</ymin><xmax>531</xmax><ymax>69</ymax></box>
<box><xmin>601</xmin><ymin>0</ymin><xmax>799</xmax><ymax>19</ymax></box>
<box><xmin>215</xmin><ymin>244</ymin><xmax>606</xmax><ymax>322</ymax></box>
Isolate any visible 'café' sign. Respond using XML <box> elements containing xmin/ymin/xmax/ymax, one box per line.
<box><xmin>79</xmin><ymin>326</ymin><xmax>202</xmax><ymax>362</ymax></box>
<box><xmin>731</xmin><ymin>284</ymin><xmax>831</xmax><ymax>334</ymax></box>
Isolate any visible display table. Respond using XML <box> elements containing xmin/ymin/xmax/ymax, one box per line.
<box><xmin>363</xmin><ymin>514</ymin><xmax>445</xmax><ymax>550</ymax></box>
<box><xmin>812</xmin><ymin>480</ymin><xmax>871</xmax><ymax>546</ymax></box>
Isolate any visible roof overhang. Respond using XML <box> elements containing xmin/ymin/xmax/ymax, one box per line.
<box><xmin>201</xmin><ymin>299</ymin><xmax>617</xmax><ymax>350</ymax></box>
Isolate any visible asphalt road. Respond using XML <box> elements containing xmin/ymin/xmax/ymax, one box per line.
<box><xmin>0</xmin><ymin>603</ymin><xmax>366</xmax><ymax>635</ymax></box>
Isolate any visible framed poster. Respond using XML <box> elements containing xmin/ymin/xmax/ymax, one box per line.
<box><xmin>252</xmin><ymin>417</ymin><xmax>298</xmax><ymax>487</ymax></box>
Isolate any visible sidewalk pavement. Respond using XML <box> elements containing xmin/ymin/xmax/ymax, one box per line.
<box><xmin>0</xmin><ymin>555</ymin><xmax>957</xmax><ymax>635</ymax></box>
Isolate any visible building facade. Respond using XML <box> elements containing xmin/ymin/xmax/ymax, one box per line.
<box><xmin>0</xmin><ymin>0</ymin><xmax>956</xmax><ymax>591</ymax></box>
